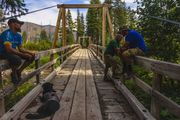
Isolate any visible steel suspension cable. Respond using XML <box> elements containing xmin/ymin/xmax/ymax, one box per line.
<box><xmin>0</xmin><ymin>5</ymin><xmax>58</xmax><ymax>22</ymax></box>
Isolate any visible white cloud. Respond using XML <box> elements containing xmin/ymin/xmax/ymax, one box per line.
<box><xmin>19</xmin><ymin>8</ymin><xmax>58</xmax><ymax>25</ymax></box>
<box><xmin>70</xmin><ymin>9</ymin><xmax>88</xmax><ymax>21</ymax></box>
<box><xmin>83</xmin><ymin>0</ymin><xmax>90</xmax><ymax>4</ymax></box>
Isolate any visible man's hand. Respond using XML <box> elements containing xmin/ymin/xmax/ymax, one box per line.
<box><xmin>22</xmin><ymin>53</ymin><xmax>34</xmax><ymax>60</ymax></box>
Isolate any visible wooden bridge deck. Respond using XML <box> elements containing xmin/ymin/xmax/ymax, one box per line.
<box><xmin>19</xmin><ymin>49</ymin><xmax>138</xmax><ymax>120</ymax></box>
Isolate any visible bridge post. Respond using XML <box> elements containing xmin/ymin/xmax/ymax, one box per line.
<box><xmin>35</xmin><ymin>58</ymin><xmax>40</xmax><ymax>83</ymax></box>
<box><xmin>50</xmin><ymin>54</ymin><xmax>55</xmax><ymax>72</ymax></box>
<box><xmin>0</xmin><ymin>71</ymin><xmax>5</xmax><ymax>117</ymax></box>
<box><xmin>102</xmin><ymin>6</ymin><xmax>106</xmax><ymax>48</ymax></box>
<box><xmin>62</xmin><ymin>7</ymin><xmax>66</xmax><ymax>47</ymax></box>
<box><xmin>151</xmin><ymin>73</ymin><xmax>162</xmax><ymax>120</ymax></box>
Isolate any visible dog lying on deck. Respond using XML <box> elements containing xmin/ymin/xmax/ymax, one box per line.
<box><xmin>26</xmin><ymin>82</ymin><xmax>60</xmax><ymax>119</ymax></box>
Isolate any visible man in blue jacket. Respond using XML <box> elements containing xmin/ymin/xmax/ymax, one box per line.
<box><xmin>0</xmin><ymin>18</ymin><xmax>35</xmax><ymax>85</ymax></box>
<box><xmin>118</xmin><ymin>26</ymin><xmax>147</xmax><ymax>76</ymax></box>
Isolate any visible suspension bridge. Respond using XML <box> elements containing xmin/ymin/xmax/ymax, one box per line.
<box><xmin>0</xmin><ymin>4</ymin><xmax>180</xmax><ymax>120</ymax></box>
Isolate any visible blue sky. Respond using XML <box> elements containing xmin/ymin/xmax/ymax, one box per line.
<box><xmin>19</xmin><ymin>0</ymin><xmax>136</xmax><ymax>26</ymax></box>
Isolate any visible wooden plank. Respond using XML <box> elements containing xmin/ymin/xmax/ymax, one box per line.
<box><xmin>69</xmin><ymin>50</ymin><xmax>86</xmax><ymax>120</ymax></box>
<box><xmin>135</xmin><ymin>56</ymin><xmax>180</xmax><ymax>80</ymax></box>
<box><xmin>153</xmin><ymin>90</ymin><xmax>180</xmax><ymax>118</ymax></box>
<box><xmin>90</xmin><ymin>50</ymin><xmax>156</xmax><ymax>120</ymax></box>
<box><xmin>106</xmin><ymin>8</ymin><xmax>114</xmax><ymax>39</ymax></box>
<box><xmin>133</xmin><ymin>75</ymin><xmax>180</xmax><ymax>118</ymax></box>
<box><xmin>57</xmin><ymin>4</ymin><xmax>111</xmax><ymax>8</ymax></box>
<box><xmin>62</xmin><ymin>8</ymin><xmax>66</xmax><ymax>46</ymax></box>
<box><xmin>53</xmin><ymin>50</ymin><xmax>83</xmax><ymax>120</ymax></box>
<box><xmin>102</xmin><ymin>6</ymin><xmax>106</xmax><ymax>47</ymax></box>
<box><xmin>1</xmin><ymin>49</ymin><xmax>81</xmax><ymax>120</ymax></box>
<box><xmin>86</xmin><ymin>50</ymin><xmax>103</xmax><ymax>120</ymax></box>
<box><xmin>133</xmin><ymin>76</ymin><xmax>152</xmax><ymax>94</ymax></box>
<box><xmin>0</xmin><ymin>71</ymin><xmax>5</xmax><ymax>117</ymax></box>
<box><xmin>20</xmin><ymin>51</ymin><xmax>80</xmax><ymax>120</ymax></box>
<box><xmin>35</xmin><ymin>58</ymin><xmax>40</xmax><ymax>83</ymax></box>
<box><xmin>1</xmin><ymin>71</ymin><xmax>56</xmax><ymax>120</ymax></box>
<box><xmin>150</xmin><ymin>73</ymin><xmax>161</xmax><ymax>120</ymax></box>
<box><xmin>106</xmin><ymin>113</ymin><xmax>137</xmax><ymax>120</ymax></box>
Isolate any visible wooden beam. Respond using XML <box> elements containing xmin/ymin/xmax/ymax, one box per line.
<box><xmin>57</xmin><ymin>4</ymin><xmax>111</xmax><ymax>8</ymax></box>
<box><xmin>86</xmin><ymin>50</ymin><xmax>103</xmax><ymax>120</ymax></box>
<box><xmin>1</xmin><ymin>50</ymin><xmax>80</xmax><ymax>120</ymax></box>
<box><xmin>150</xmin><ymin>73</ymin><xmax>161</xmax><ymax>120</ymax></box>
<box><xmin>62</xmin><ymin>8</ymin><xmax>66</xmax><ymax>46</ymax></box>
<box><xmin>135</xmin><ymin>56</ymin><xmax>180</xmax><ymax>81</ymax></box>
<box><xmin>69</xmin><ymin>50</ymin><xmax>86</xmax><ymax>120</ymax></box>
<box><xmin>89</xmin><ymin>49</ymin><xmax>156</xmax><ymax>120</ymax></box>
<box><xmin>106</xmin><ymin>8</ymin><xmax>114</xmax><ymax>38</ymax></box>
<box><xmin>102</xmin><ymin>6</ymin><xmax>106</xmax><ymax>47</ymax></box>
<box><xmin>52</xmin><ymin>9</ymin><xmax>62</xmax><ymax>48</ymax></box>
<box><xmin>53</xmin><ymin>50</ymin><xmax>83</xmax><ymax>120</ymax></box>
<box><xmin>0</xmin><ymin>71</ymin><xmax>5</xmax><ymax>117</ymax></box>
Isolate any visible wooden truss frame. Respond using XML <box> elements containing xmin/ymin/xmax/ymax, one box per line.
<box><xmin>52</xmin><ymin>4</ymin><xmax>114</xmax><ymax>48</ymax></box>
<box><xmin>78</xmin><ymin>36</ymin><xmax>91</xmax><ymax>44</ymax></box>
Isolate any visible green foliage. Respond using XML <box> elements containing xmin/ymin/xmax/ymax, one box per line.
<box><xmin>23</xmin><ymin>40</ymin><xmax>52</xmax><ymax>51</ymax></box>
<box><xmin>104</xmin><ymin>0</ymin><xmax>128</xmax><ymax>42</ymax></box>
<box><xmin>0</xmin><ymin>0</ymin><xmax>28</xmax><ymax>15</ymax></box>
<box><xmin>40</xmin><ymin>29</ymin><xmax>48</xmax><ymax>41</ymax></box>
<box><xmin>22</xmin><ymin>31</ymin><xmax>27</xmax><ymax>43</ymax></box>
<box><xmin>76</xmin><ymin>10</ymin><xmax>85</xmax><ymax>40</ymax></box>
<box><xmin>126</xmin><ymin>64</ymin><xmax>180</xmax><ymax>119</ymax></box>
<box><xmin>5</xmin><ymin>82</ymin><xmax>34</xmax><ymax>111</ymax></box>
<box><xmin>86</xmin><ymin>0</ymin><xmax>101</xmax><ymax>44</ymax></box>
<box><xmin>136</xmin><ymin>0</ymin><xmax>180</xmax><ymax>62</ymax></box>
<box><xmin>0</xmin><ymin>9</ymin><xmax>3</xmax><ymax>18</ymax></box>
<box><xmin>66</xmin><ymin>9</ymin><xmax>75</xmax><ymax>45</ymax></box>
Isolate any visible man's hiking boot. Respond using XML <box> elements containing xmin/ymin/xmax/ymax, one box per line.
<box><xmin>11</xmin><ymin>72</ymin><xmax>20</xmax><ymax>85</ymax></box>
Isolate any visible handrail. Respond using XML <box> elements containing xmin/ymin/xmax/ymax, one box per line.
<box><xmin>89</xmin><ymin>44</ymin><xmax>180</xmax><ymax>120</ymax></box>
<box><xmin>0</xmin><ymin>44</ymin><xmax>80</xmax><ymax>116</ymax></box>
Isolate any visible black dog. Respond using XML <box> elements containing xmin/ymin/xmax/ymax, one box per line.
<box><xmin>26</xmin><ymin>82</ymin><xmax>60</xmax><ymax>119</ymax></box>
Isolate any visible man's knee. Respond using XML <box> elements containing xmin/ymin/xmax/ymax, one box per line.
<box><xmin>10</xmin><ymin>55</ymin><xmax>22</xmax><ymax>67</ymax></box>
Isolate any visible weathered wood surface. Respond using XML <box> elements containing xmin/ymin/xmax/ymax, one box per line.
<box><xmin>88</xmin><ymin>50</ymin><xmax>139</xmax><ymax>120</ymax></box>
<box><xmin>89</xmin><ymin>48</ymin><xmax>156</xmax><ymax>120</ymax></box>
<box><xmin>0</xmin><ymin>45</ymin><xmax>79</xmax><ymax>71</ymax></box>
<box><xmin>90</xmin><ymin>44</ymin><xmax>180</xmax><ymax>81</ymax></box>
<box><xmin>69</xmin><ymin>50</ymin><xmax>86</xmax><ymax>120</ymax></box>
<box><xmin>53</xmin><ymin>49</ymin><xmax>103</xmax><ymax>120</ymax></box>
<box><xmin>19</xmin><ymin>50</ymin><xmax>81</xmax><ymax>120</ymax></box>
<box><xmin>135</xmin><ymin>56</ymin><xmax>180</xmax><ymax>81</ymax></box>
<box><xmin>53</xmin><ymin>50</ymin><xmax>83</xmax><ymax>120</ymax></box>
<box><xmin>85</xmin><ymin>50</ymin><xmax>103</xmax><ymax>120</ymax></box>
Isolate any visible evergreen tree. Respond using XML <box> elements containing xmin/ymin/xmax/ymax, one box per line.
<box><xmin>77</xmin><ymin>9</ymin><xmax>81</xmax><ymax>40</ymax></box>
<box><xmin>104</xmin><ymin>0</ymin><xmax>127</xmax><ymax>33</ymax></box>
<box><xmin>136</xmin><ymin>0</ymin><xmax>180</xmax><ymax>62</ymax></box>
<box><xmin>22</xmin><ymin>31</ymin><xmax>27</xmax><ymax>43</ymax></box>
<box><xmin>0</xmin><ymin>0</ymin><xmax>28</xmax><ymax>15</ymax></box>
<box><xmin>80</xmin><ymin>13</ymin><xmax>85</xmax><ymax>36</ymax></box>
<box><xmin>40</xmin><ymin>29</ymin><xmax>48</xmax><ymax>40</ymax></box>
<box><xmin>0</xmin><ymin>9</ymin><xmax>3</xmax><ymax>18</ymax></box>
<box><xmin>86</xmin><ymin>0</ymin><xmax>101</xmax><ymax>44</ymax></box>
<box><xmin>66</xmin><ymin>9</ymin><xmax>75</xmax><ymax>45</ymax></box>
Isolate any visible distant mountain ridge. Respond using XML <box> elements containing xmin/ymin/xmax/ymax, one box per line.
<box><xmin>21</xmin><ymin>22</ymin><xmax>56</xmax><ymax>41</ymax></box>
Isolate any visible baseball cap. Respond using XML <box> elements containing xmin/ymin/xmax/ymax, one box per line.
<box><xmin>118</xmin><ymin>26</ymin><xmax>128</xmax><ymax>31</ymax></box>
<box><xmin>8</xmin><ymin>18</ymin><xmax>24</xmax><ymax>25</ymax></box>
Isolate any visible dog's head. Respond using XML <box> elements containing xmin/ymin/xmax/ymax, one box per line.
<box><xmin>42</xmin><ymin>82</ymin><xmax>55</xmax><ymax>93</ymax></box>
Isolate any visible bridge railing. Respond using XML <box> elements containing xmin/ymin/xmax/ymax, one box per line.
<box><xmin>89</xmin><ymin>44</ymin><xmax>180</xmax><ymax>120</ymax></box>
<box><xmin>0</xmin><ymin>44</ymin><xmax>80</xmax><ymax>116</ymax></box>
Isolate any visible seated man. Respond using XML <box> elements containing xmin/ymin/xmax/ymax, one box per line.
<box><xmin>0</xmin><ymin>18</ymin><xmax>35</xmax><ymax>85</ymax></box>
<box><xmin>118</xmin><ymin>26</ymin><xmax>147</xmax><ymax>76</ymax></box>
<box><xmin>104</xmin><ymin>34</ymin><xmax>123</xmax><ymax>80</ymax></box>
